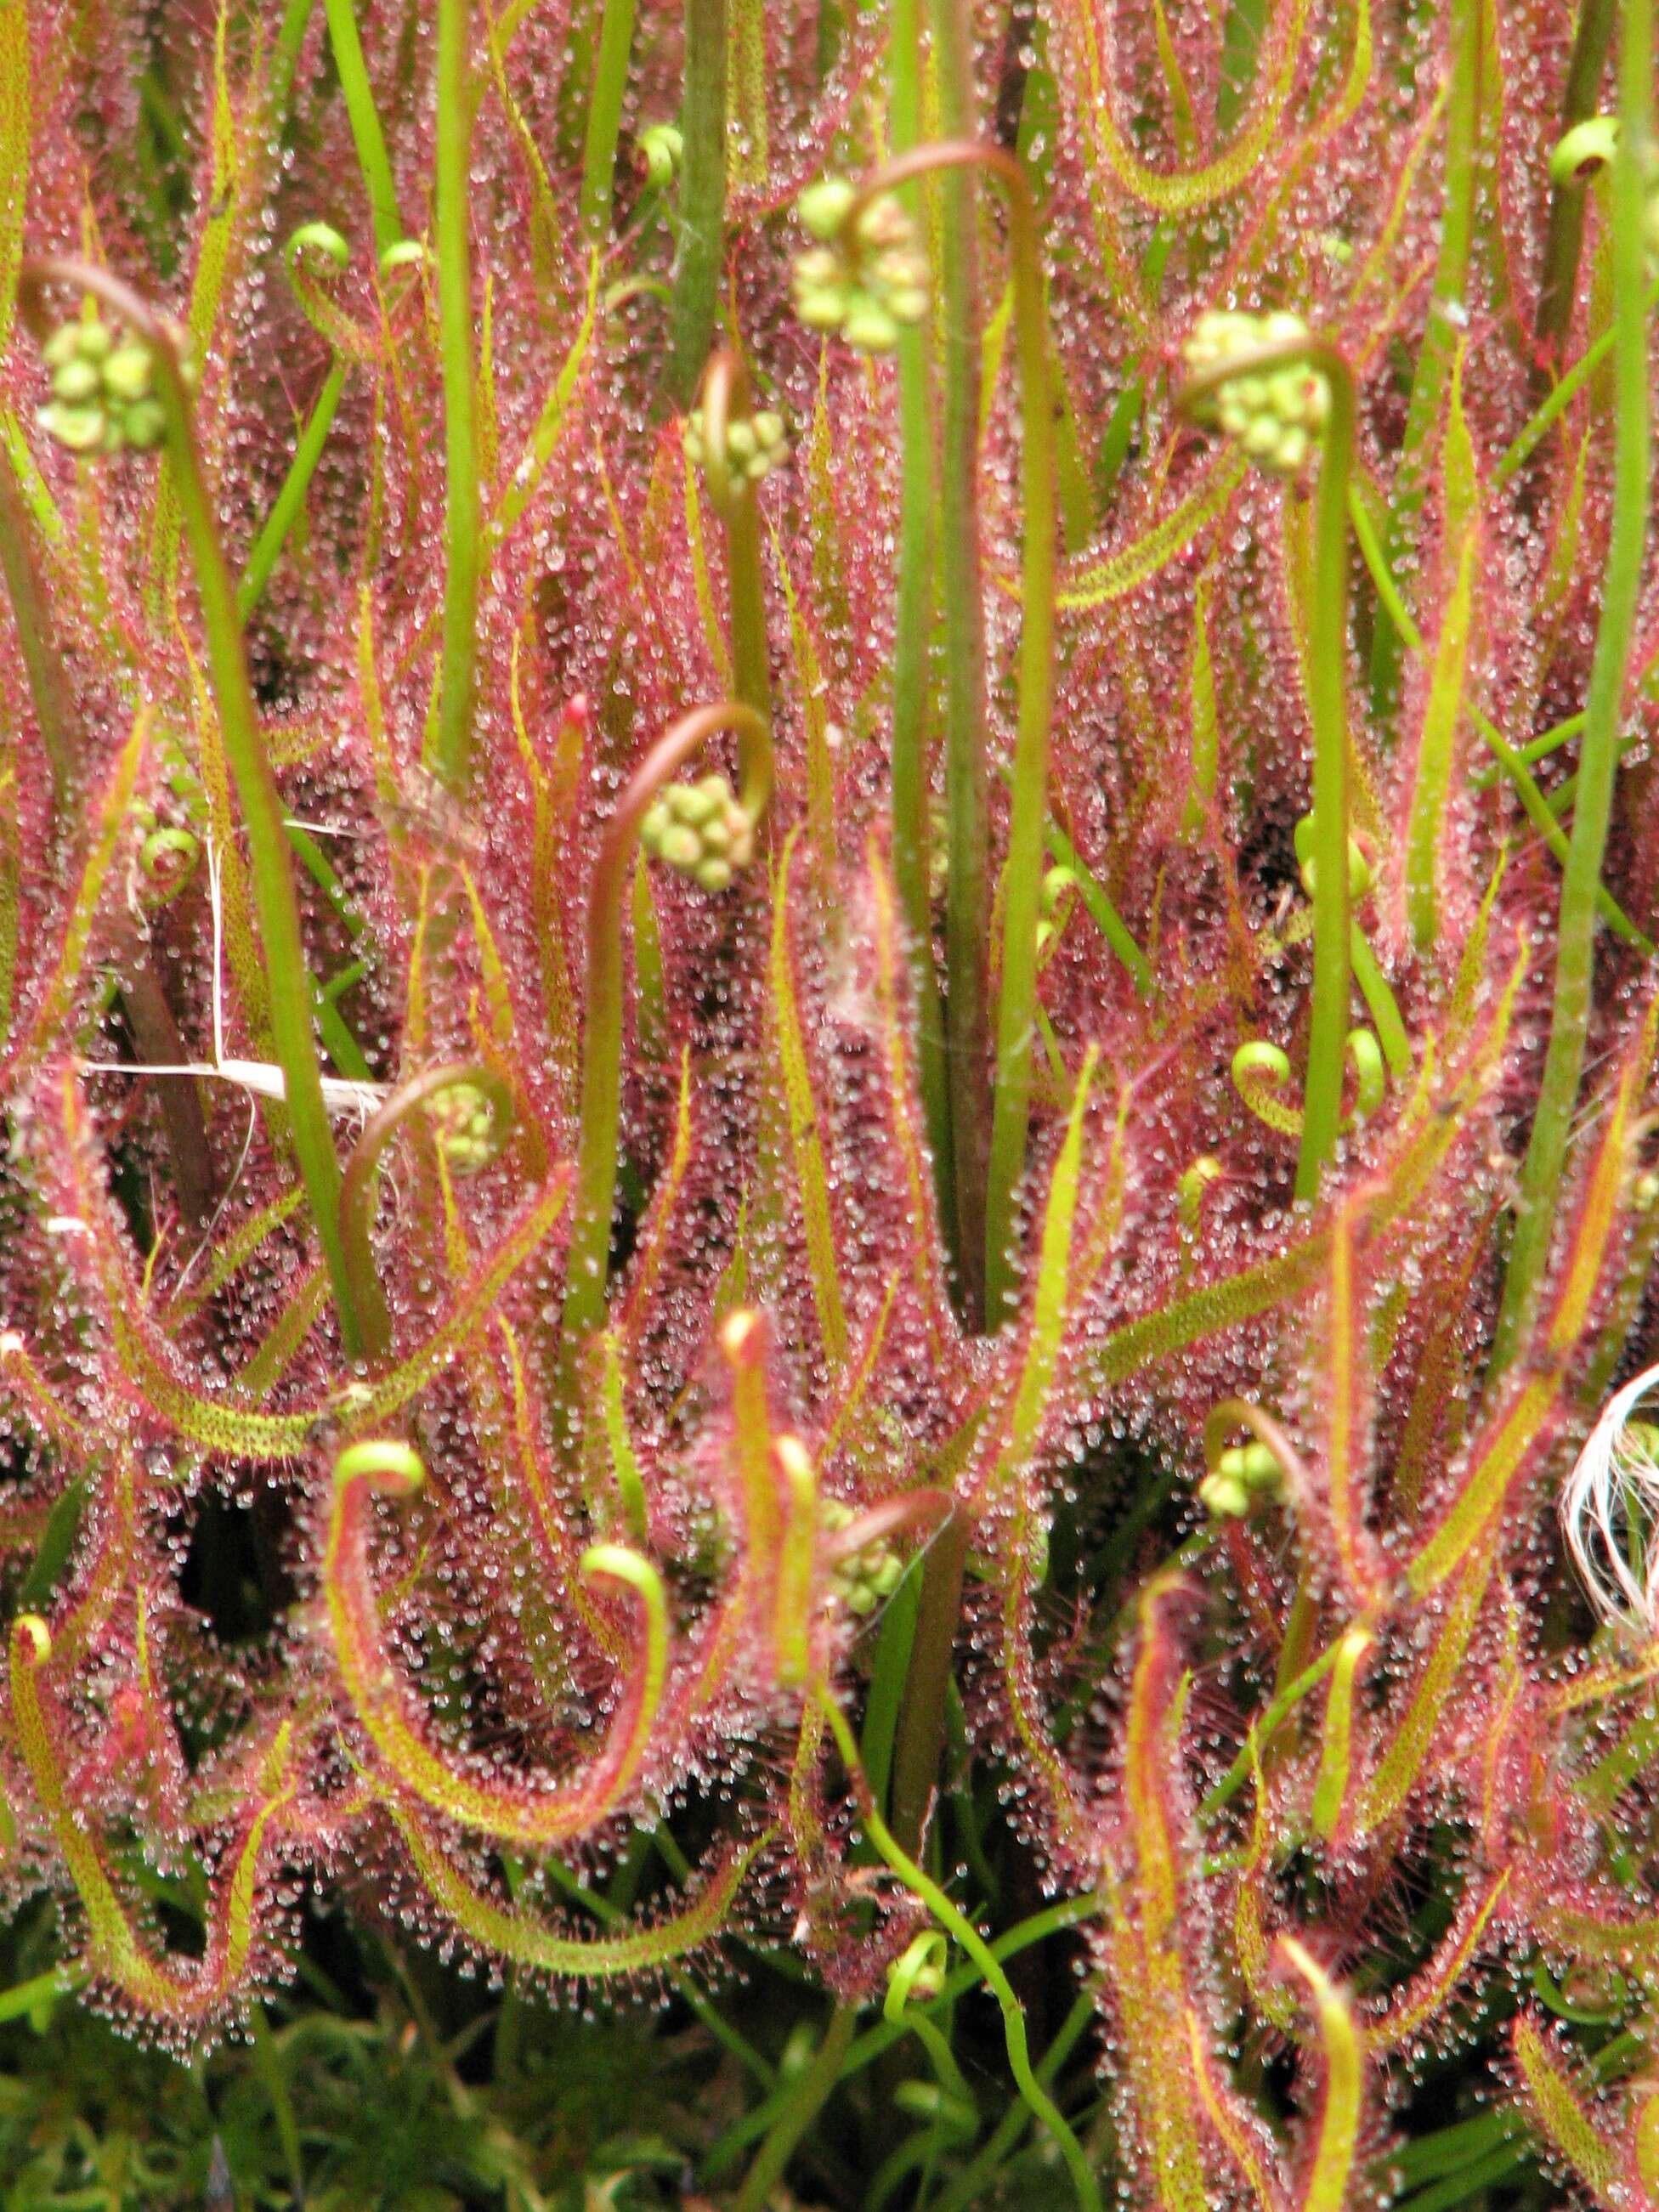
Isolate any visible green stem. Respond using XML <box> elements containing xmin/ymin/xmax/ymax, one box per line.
<box><xmin>22</xmin><ymin>257</ymin><xmax>363</xmax><ymax>1356</ymax></box>
<box><xmin>556</xmin><ymin>703</ymin><xmax>769</xmax><ymax>1440</ymax></box>
<box><xmin>236</xmin><ymin>359</ymin><xmax>348</xmax><ymax>619</ymax></box>
<box><xmin>1497</xmin><ymin>277</ymin><xmax>1659</xmax><ymax>487</ymax></box>
<box><xmin>669</xmin><ymin>0</ymin><xmax>727</xmax><ymax>407</ymax></box>
<box><xmin>926</xmin><ymin>0</ymin><xmax>991</xmax><ymax>1330</ymax></box>
<box><xmin>733</xmin><ymin>2002</ymin><xmax>859</xmax><ymax>2212</ymax></box>
<box><xmin>852</xmin><ymin>124</ymin><xmax>1056</xmax><ymax>1327</ymax></box>
<box><xmin>887</xmin><ymin>0</ymin><xmax>954</xmax><ymax>1224</ymax></box>
<box><xmin>321</xmin><ymin>0</ymin><xmax>405</xmax><ymax>259</ymax></box>
<box><xmin>1471</xmin><ymin>708</ymin><xmax>1587</xmax><ymax>784</ymax></box>
<box><xmin>886</xmin><ymin>1510</ymin><xmax>968</xmax><ymax>1856</ymax></box>
<box><xmin>579</xmin><ymin>0</ymin><xmax>638</xmax><ymax>238</ymax></box>
<box><xmin>819</xmin><ymin>1694</ymin><xmax>1104</xmax><ymax>2212</ymax></box>
<box><xmin>1349</xmin><ymin>927</ymin><xmax>1412</xmax><ymax>1080</ymax></box>
<box><xmin>1532</xmin><ymin>0</ymin><xmax>1618</xmax><ymax>382</ymax></box>
<box><xmin>1476</xmin><ymin>711</ymin><xmax>1647</xmax><ymax>949</ymax></box>
<box><xmin>695</xmin><ymin>349</ymin><xmax>773</xmax><ymax>725</ymax></box>
<box><xmin>431</xmin><ymin>0</ymin><xmax>480</xmax><ymax>794</ymax></box>
<box><xmin>339</xmin><ymin>1063</ymin><xmax>513</xmax><ymax>1361</ymax></box>
<box><xmin>927</xmin><ymin>1988</ymin><xmax>1095</xmax><ymax>2212</ymax></box>
<box><xmin>841</xmin><ymin>1895</ymin><xmax>1096</xmax><ymax>2076</ymax></box>
<box><xmin>1492</xmin><ymin>0</ymin><xmax>1652</xmax><ymax>1370</ymax></box>
<box><xmin>1367</xmin><ymin>0</ymin><xmax>1483</xmax><ymax>720</ymax></box>
<box><xmin>1183</xmin><ymin>338</ymin><xmax>1356</xmax><ymax>1200</ymax></box>
<box><xmin>272</xmin><ymin>0</ymin><xmax>319</xmax><ymax>122</ymax></box>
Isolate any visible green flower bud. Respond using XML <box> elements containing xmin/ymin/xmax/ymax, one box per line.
<box><xmin>856</xmin><ymin>195</ymin><xmax>910</xmax><ymax>251</ymax></box>
<box><xmin>119</xmin><ymin>399</ymin><xmax>166</xmax><ymax>451</ymax></box>
<box><xmin>38</xmin><ymin>401</ymin><xmax>105</xmax><ymax>452</ymax></box>
<box><xmin>694</xmin><ymin>856</ymin><xmax>733</xmax><ymax>893</ymax></box>
<box><xmin>674</xmin><ymin>781</ymin><xmax>720</xmax><ymax>828</ymax></box>
<box><xmin>42</xmin><ymin>322</ymin><xmax>85</xmax><ymax>372</ymax></box>
<box><xmin>795</xmin><ymin>280</ymin><xmax>848</xmax><ymax>331</ymax></box>
<box><xmin>1237</xmin><ymin>1440</ymin><xmax>1285</xmax><ymax>1493</ymax></box>
<box><xmin>843</xmin><ymin>300</ymin><xmax>899</xmax><ymax>353</ymax></box>
<box><xmin>659</xmin><ymin>823</ymin><xmax>702</xmax><ymax>871</ymax></box>
<box><xmin>869</xmin><ymin>1553</ymin><xmax>903</xmax><ymax>1599</ymax></box>
<box><xmin>1199</xmin><ymin>1471</ymin><xmax>1251</xmax><ymax>1520</ymax></box>
<box><xmin>1267</xmin><ymin>366</ymin><xmax>1314</xmax><ymax>424</ymax></box>
<box><xmin>50</xmin><ymin>358</ymin><xmax>101</xmax><ymax>404</ymax></box>
<box><xmin>797</xmin><ymin>175</ymin><xmax>858</xmax><ymax>241</ymax></box>
<box><xmin>1262</xmin><ymin>308</ymin><xmax>1311</xmax><ymax>348</ymax></box>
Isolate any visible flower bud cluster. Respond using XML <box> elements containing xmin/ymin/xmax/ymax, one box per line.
<box><xmin>641</xmin><ymin>773</ymin><xmax>756</xmax><ymax>894</ymax></box>
<box><xmin>1182</xmin><ymin>308</ymin><xmax>1328</xmax><ymax>476</ymax></box>
<box><xmin>425</xmin><ymin>1083</ymin><xmax>505</xmax><ymax>1174</ymax></box>
<box><xmin>792</xmin><ymin>178</ymin><xmax>929</xmax><ymax>354</ymax></box>
<box><xmin>822</xmin><ymin>1499</ymin><xmax>906</xmax><ymax>1617</ymax></box>
<box><xmin>37</xmin><ymin>314</ymin><xmax>190</xmax><ymax>455</ymax></box>
<box><xmin>682</xmin><ymin>404</ymin><xmax>789</xmax><ymax>490</ymax></box>
<box><xmin>1199</xmin><ymin>1440</ymin><xmax>1286</xmax><ymax>1520</ymax></box>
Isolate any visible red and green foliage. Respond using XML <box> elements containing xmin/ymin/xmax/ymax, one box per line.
<box><xmin>2</xmin><ymin>1</ymin><xmax>1659</xmax><ymax>2205</ymax></box>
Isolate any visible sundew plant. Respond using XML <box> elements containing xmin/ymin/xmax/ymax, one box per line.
<box><xmin>2</xmin><ymin>1</ymin><xmax>1659</xmax><ymax>2207</ymax></box>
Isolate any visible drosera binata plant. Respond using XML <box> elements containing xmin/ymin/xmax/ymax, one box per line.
<box><xmin>1</xmin><ymin>3</ymin><xmax>1659</xmax><ymax>2209</ymax></box>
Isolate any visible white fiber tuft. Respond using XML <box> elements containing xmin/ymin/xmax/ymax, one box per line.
<box><xmin>1561</xmin><ymin>1361</ymin><xmax>1659</xmax><ymax>1636</ymax></box>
